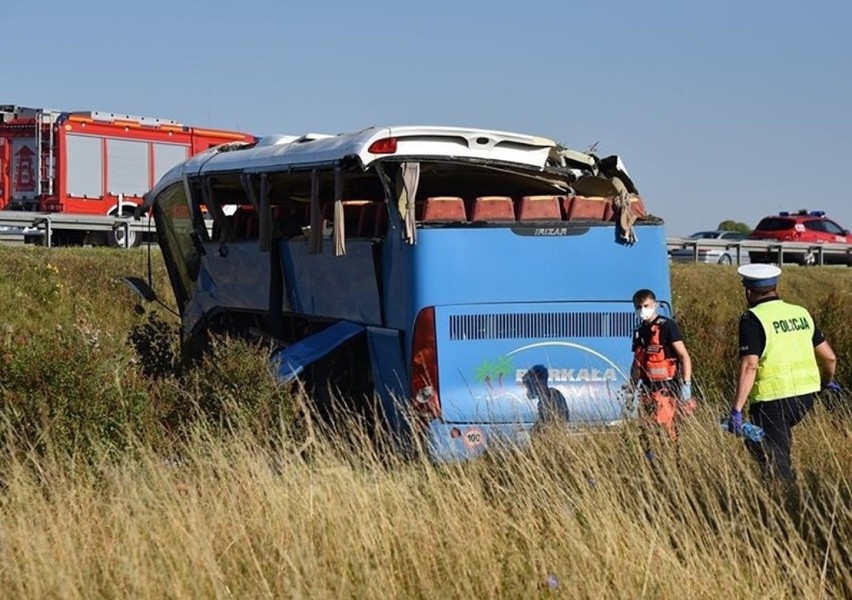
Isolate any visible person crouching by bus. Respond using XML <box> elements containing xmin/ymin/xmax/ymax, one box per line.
<box><xmin>523</xmin><ymin>365</ymin><xmax>570</xmax><ymax>428</ymax></box>
<box><xmin>630</xmin><ymin>289</ymin><xmax>696</xmax><ymax>446</ymax></box>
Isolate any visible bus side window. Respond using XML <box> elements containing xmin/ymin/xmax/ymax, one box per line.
<box><xmin>246</xmin><ymin>212</ymin><xmax>259</xmax><ymax>239</ymax></box>
<box><xmin>273</xmin><ymin>203</ymin><xmax>310</xmax><ymax>238</ymax></box>
<box><xmin>231</xmin><ymin>206</ymin><xmax>257</xmax><ymax>240</ymax></box>
<box><xmin>358</xmin><ymin>202</ymin><xmax>379</xmax><ymax>237</ymax></box>
<box><xmin>374</xmin><ymin>203</ymin><xmax>388</xmax><ymax>238</ymax></box>
<box><xmin>354</xmin><ymin>201</ymin><xmax>388</xmax><ymax>238</ymax></box>
<box><xmin>343</xmin><ymin>201</ymin><xmax>366</xmax><ymax>237</ymax></box>
<box><xmin>323</xmin><ymin>200</ymin><xmax>375</xmax><ymax>238</ymax></box>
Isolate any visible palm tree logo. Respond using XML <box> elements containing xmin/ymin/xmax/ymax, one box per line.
<box><xmin>493</xmin><ymin>355</ymin><xmax>514</xmax><ymax>390</ymax></box>
<box><xmin>475</xmin><ymin>355</ymin><xmax>515</xmax><ymax>392</ymax></box>
<box><xmin>474</xmin><ymin>359</ymin><xmax>496</xmax><ymax>392</ymax></box>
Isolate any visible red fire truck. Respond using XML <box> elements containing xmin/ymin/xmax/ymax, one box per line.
<box><xmin>0</xmin><ymin>104</ymin><xmax>255</xmax><ymax>246</ymax></box>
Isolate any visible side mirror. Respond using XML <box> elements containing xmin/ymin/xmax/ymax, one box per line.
<box><xmin>119</xmin><ymin>276</ymin><xmax>182</xmax><ymax>319</ymax></box>
<box><xmin>120</xmin><ymin>276</ymin><xmax>158</xmax><ymax>302</ymax></box>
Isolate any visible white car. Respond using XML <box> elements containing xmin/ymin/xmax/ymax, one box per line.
<box><xmin>670</xmin><ymin>230</ymin><xmax>749</xmax><ymax>265</ymax></box>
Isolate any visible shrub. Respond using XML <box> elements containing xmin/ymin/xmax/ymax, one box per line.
<box><xmin>0</xmin><ymin>321</ymin><xmax>153</xmax><ymax>456</ymax></box>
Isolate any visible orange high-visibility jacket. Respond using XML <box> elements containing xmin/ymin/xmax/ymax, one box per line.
<box><xmin>634</xmin><ymin>320</ymin><xmax>678</xmax><ymax>382</ymax></box>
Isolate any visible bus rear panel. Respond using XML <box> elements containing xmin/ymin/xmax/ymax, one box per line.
<box><xmin>405</xmin><ymin>224</ymin><xmax>669</xmax><ymax>461</ymax></box>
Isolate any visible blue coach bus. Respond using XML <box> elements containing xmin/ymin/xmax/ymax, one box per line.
<box><xmin>140</xmin><ymin>126</ymin><xmax>671</xmax><ymax>461</ymax></box>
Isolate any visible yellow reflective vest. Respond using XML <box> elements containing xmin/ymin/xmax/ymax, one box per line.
<box><xmin>748</xmin><ymin>300</ymin><xmax>821</xmax><ymax>402</ymax></box>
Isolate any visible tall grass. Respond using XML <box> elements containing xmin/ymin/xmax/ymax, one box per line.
<box><xmin>0</xmin><ymin>407</ymin><xmax>850</xmax><ymax>598</ymax></box>
<box><xmin>0</xmin><ymin>249</ymin><xmax>849</xmax><ymax>598</ymax></box>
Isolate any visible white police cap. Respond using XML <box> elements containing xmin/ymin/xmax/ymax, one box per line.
<box><xmin>737</xmin><ymin>264</ymin><xmax>782</xmax><ymax>288</ymax></box>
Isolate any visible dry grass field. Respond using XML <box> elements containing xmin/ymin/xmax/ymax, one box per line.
<box><xmin>0</xmin><ymin>248</ymin><xmax>849</xmax><ymax>598</ymax></box>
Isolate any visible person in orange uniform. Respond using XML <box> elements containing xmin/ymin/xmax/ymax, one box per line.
<box><xmin>630</xmin><ymin>289</ymin><xmax>695</xmax><ymax>448</ymax></box>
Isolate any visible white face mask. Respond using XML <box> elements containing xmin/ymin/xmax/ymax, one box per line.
<box><xmin>636</xmin><ymin>306</ymin><xmax>656</xmax><ymax>321</ymax></box>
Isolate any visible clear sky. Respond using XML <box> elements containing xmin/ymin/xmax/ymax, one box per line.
<box><xmin>5</xmin><ymin>0</ymin><xmax>850</xmax><ymax>235</ymax></box>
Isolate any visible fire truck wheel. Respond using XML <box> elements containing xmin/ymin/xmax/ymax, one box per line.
<box><xmin>107</xmin><ymin>226</ymin><xmax>141</xmax><ymax>249</ymax></box>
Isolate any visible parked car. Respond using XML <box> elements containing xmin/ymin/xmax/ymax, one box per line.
<box><xmin>749</xmin><ymin>210</ymin><xmax>852</xmax><ymax>266</ymax></box>
<box><xmin>670</xmin><ymin>230</ymin><xmax>748</xmax><ymax>264</ymax></box>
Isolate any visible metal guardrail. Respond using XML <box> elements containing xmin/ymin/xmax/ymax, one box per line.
<box><xmin>0</xmin><ymin>211</ymin><xmax>849</xmax><ymax>265</ymax></box>
<box><xmin>667</xmin><ymin>237</ymin><xmax>852</xmax><ymax>266</ymax></box>
<box><xmin>0</xmin><ymin>228</ymin><xmax>26</xmax><ymax>246</ymax></box>
<box><xmin>0</xmin><ymin>211</ymin><xmax>152</xmax><ymax>248</ymax></box>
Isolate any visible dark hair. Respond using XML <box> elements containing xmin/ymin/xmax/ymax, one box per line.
<box><xmin>523</xmin><ymin>364</ymin><xmax>549</xmax><ymax>386</ymax></box>
<box><xmin>632</xmin><ymin>289</ymin><xmax>656</xmax><ymax>305</ymax></box>
<box><xmin>746</xmin><ymin>284</ymin><xmax>777</xmax><ymax>295</ymax></box>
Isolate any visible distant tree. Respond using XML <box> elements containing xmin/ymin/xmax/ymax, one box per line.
<box><xmin>717</xmin><ymin>220</ymin><xmax>752</xmax><ymax>235</ymax></box>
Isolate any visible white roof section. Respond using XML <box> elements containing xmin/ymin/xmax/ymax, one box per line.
<box><xmin>232</xmin><ymin>126</ymin><xmax>556</xmax><ymax>172</ymax></box>
<box><xmin>147</xmin><ymin>126</ymin><xmax>558</xmax><ymax>202</ymax></box>
<box><xmin>190</xmin><ymin>125</ymin><xmax>551</xmax><ymax>175</ymax></box>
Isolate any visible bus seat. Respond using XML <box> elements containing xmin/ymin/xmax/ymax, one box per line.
<box><xmin>518</xmin><ymin>195</ymin><xmax>562</xmax><ymax>221</ymax></box>
<box><xmin>421</xmin><ymin>196</ymin><xmax>467</xmax><ymax>223</ymax></box>
<box><xmin>608</xmin><ymin>195</ymin><xmax>647</xmax><ymax>221</ymax></box>
<box><xmin>471</xmin><ymin>196</ymin><xmax>515</xmax><ymax>222</ymax></box>
<box><xmin>321</xmin><ymin>200</ymin><xmax>369</xmax><ymax>237</ymax></box>
<box><xmin>567</xmin><ymin>196</ymin><xmax>608</xmax><ymax>221</ymax></box>
<box><xmin>631</xmin><ymin>195</ymin><xmax>648</xmax><ymax>218</ymax></box>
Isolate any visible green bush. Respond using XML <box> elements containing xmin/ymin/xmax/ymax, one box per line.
<box><xmin>149</xmin><ymin>335</ymin><xmax>297</xmax><ymax>439</ymax></box>
<box><xmin>0</xmin><ymin>321</ymin><xmax>153</xmax><ymax>456</ymax></box>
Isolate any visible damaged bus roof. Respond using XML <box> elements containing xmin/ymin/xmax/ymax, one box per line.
<box><xmin>147</xmin><ymin>125</ymin><xmax>559</xmax><ymax>200</ymax></box>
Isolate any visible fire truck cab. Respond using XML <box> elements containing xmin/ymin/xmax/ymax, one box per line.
<box><xmin>0</xmin><ymin>104</ymin><xmax>255</xmax><ymax>247</ymax></box>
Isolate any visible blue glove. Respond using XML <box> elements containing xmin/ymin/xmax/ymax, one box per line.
<box><xmin>728</xmin><ymin>409</ymin><xmax>743</xmax><ymax>436</ymax></box>
<box><xmin>622</xmin><ymin>382</ymin><xmax>642</xmax><ymax>408</ymax></box>
<box><xmin>680</xmin><ymin>382</ymin><xmax>692</xmax><ymax>402</ymax></box>
<box><xmin>823</xmin><ymin>381</ymin><xmax>842</xmax><ymax>393</ymax></box>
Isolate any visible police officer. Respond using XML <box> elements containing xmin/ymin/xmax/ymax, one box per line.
<box><xmin>730</xmin><ymin>264</ymin><xmax>838</xmax><ymax>484</ymax></box>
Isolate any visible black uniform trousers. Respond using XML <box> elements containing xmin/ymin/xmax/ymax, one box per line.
<box><xmin>746</xmin><ymin>393</ymin><xmax>815</xmax><ymax>484</ymax></box>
